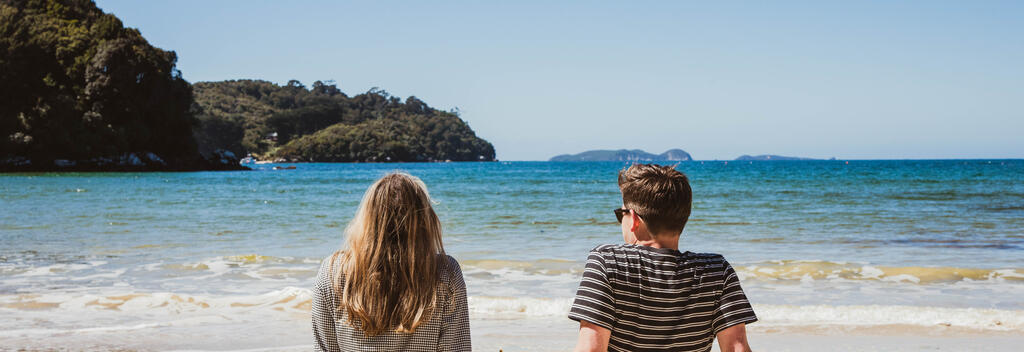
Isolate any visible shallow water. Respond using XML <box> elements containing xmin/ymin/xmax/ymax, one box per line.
<box><xmin>1</xmin><ymin>160</ymin><xmax>1022</xmax><ymax>350</ymax></box>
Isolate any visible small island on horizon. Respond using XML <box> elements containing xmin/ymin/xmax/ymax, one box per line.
<box><xmin>550</xmin><ymin>149</ymin><xmax>693</xmax><ymax>162</ymax></box>
<box><xmin>548</xmin><ymin>149</ymin><xmax>837</xmax><ymax>162</ymax></box>
<box><xmin>735</xmin><ymin>154</ymin><xmax>828</xmax><ymax>161</ymax></box>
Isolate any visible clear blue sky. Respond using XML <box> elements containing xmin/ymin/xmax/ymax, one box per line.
<box><xmin>96</xmin><ymin>0</ymin><xmax>1023</xmax><ymax>161</ymax></box>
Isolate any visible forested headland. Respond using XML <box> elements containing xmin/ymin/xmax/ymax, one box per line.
<box><xmin>0</xmin><ymin>0</ymin><xmax>246</xmax><ymax>171</ymax></box>
<box><xmin>193</xmin><ymin>80</ymin><xmax>495</xmax><ymax>163</ymax></box>
<box><xmin>0</xmin><ymin>0</ymin><xmax>494</xmax><ymax>171</ymax></box>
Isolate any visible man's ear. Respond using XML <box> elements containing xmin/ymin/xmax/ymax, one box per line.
<box><xmin>630</xmin><ymin>212</ymin><xmax>643</xmax><ymax>233</ymax></box>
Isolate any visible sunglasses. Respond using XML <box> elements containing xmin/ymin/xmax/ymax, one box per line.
<box><xmin>613</xmin><ymin>208</ymin><xmax>635</xmax><ymax>223</ymax></box>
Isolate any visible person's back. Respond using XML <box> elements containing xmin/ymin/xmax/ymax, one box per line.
<box><xmin>311</xmin><ymin>172</ymin><xmax>471</xmax><ymax>352</ymax></box>
<box><xmin>569</xmin><ymin>164</ymin><xmax>756</xmax><ymax>352</ymax></box>
<box><xmin>570</xmin><ymin>244</ymin><xmax>754</xmax><ymax>351</ymax></box>
<box><xmin>313</xmin><ymin>251</ymin><xmax>469</xmax><ymax>351</ymax></box>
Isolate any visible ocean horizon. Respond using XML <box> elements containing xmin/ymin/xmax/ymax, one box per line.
<box><xmin>2</xmin><ymin>160</ymin><xmax>1022</xmax><ymax>350</ymax></box>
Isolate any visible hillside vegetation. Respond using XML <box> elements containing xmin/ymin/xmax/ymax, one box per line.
<box><xmin>0</xmin><ymin>0</ymin><xmax>493</xmax><ymax>170</ymax></box>
<box><xmin>0</xmin><ymin>0</ymin><xmax>242</xmax><ymax>170</ymax></box>
<box><xmin>193</xmin><ymin>80</ymin><xmax>495</xmax><ymax>162</ymax></box>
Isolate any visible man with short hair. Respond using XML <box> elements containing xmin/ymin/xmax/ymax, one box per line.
<box><xmin>569</xmin><ymin>164</ymin><xmax>756</xmax><ymax>352</ymax></box>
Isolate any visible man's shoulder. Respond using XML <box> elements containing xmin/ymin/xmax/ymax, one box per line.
<box><xmin>688</xmin><ymin>251</ymin><xmax>728</xmax><ymax>262</ymax></box>
<box><xmin>586</xmin><ymin>244</ymin><xmax>731</xmax><ymax>268</ymax></box>
<box><xmin>585</xmin><ymin>243</ymin><xmax>650</xmax><ymax>258</ymax></box>
<box><xmin>588</xmin><ymin>244</ymin><xmax>726</xmax><ymax>259</ymax></box>
<box><xmin>588</xmin><ymin>243</ymin><xmax>628</xmax><ymax>254</ymax></box>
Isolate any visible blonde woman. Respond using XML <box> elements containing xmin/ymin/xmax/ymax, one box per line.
<box><xmin>312</xmin><ymin>172</ymin><xmax>470</xmax><ymax>351</ymax></box>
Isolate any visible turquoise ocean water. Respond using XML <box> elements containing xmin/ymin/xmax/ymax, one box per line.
<box><xmin>1</xmin><ymin>160</ymin><xmax>1022</xmax><ymax>350</ymax></box>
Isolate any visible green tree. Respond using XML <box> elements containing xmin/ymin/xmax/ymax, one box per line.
<box><xmin>192</xmin><ymin>79</ymin><xmax>496</xmax><ymax>162</ymax></box>
<box><xmin>0</xmin><ymin>0</ymin><xmax>224</xmax><ymax>170</ymax></box>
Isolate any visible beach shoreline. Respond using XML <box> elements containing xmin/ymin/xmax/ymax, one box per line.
<box><xmin>6</xmin><ymin>317</ymin><xmax>1022</xmax><ymax>352</ymax></box>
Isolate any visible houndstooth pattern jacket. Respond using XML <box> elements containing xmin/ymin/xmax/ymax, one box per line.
<box><xmin>312</xmin><ymin>252</ymin><xmax>471</xmax><ymax>352</ymax></box>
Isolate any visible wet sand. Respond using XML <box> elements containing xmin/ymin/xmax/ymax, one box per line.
<box><xmin>471</xmin><ymin>317</ymin><xmax>1024</xmax><ymax>352</ymax></box>
<box><xmin>6</xmin><ymin>316</ymin><xmax>1023</xmax><ymax>351</ymax></box>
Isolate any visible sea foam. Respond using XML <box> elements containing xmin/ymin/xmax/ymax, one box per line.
<box><xmin>466</xmin><ymin>296</ymin><xmax>1024</xmax><ymax>331</ymax></box>
<box><xmin>735</xmin><ymin>260</ymin><xmax>1024</xmax><ymax>284</ymax></box>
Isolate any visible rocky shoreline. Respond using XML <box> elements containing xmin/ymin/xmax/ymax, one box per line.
<box><xmin>0</xmin><ymin>149</ymin><xmax>249</xmax><ymax>172</ymax></box>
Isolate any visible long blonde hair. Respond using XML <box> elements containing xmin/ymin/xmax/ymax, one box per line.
<box><xmin>333</xmin><ymin>172</ymin><xmax>445</xmax><ymax>336</ymax></box>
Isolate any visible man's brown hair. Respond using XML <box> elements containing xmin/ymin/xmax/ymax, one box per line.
<box><xmin>618</xmin><ymin>163</ymin><xmax>692</xmax><ymax>236</ymax></box>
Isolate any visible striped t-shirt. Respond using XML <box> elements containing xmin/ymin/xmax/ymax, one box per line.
<box><xmin>568</xmin><ymin>244</ymin><xmax>757</xmax><ymax>352</ymax></box>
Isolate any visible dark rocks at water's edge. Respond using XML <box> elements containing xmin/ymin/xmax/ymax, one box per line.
<box><xmin>201</xmin><ymin>150</ymin><xmax>251</xmax><ymax>170</ymax></box>
<box><xmin>735</xmin><ymin>154</ymin><xmax>821</xmax><ymax>161</ymax></box>
<box><xmin>0</xmin><ymin>149</ymin><xmax>249</xmax><ymax>172</ymax></box>
<box><xmin>549</xmin><ymin>149</ymin><xmax>693</xmax><ymax>162</ymax></box>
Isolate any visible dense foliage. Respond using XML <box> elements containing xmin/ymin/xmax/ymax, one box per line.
<box><xmin>193</xmin><ymin>80</ymin><xmax>495</xmax><ymax>162</ymax></box>
<box><xmin>0</xmin><ymin>0</ymin><xmax>493</xmax><ymax>169</ymax></box>
<box><xmin>0</xmin><ymin>0</ymin><xmax>222</xmax><ymax>169</ymax></box>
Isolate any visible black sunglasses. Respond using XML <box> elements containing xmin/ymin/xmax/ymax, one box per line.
<box><xmin>614</xmin><ymin>208</ymin><xmax>634</xmax><ymax>223</ymax></box>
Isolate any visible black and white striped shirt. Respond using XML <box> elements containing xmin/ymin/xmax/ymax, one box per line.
<box><xmin>568</xmin><ymin>244</ymin><xmax>757</xmax><ymax>352</ymax></box>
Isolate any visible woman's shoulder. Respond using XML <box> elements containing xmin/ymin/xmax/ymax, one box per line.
<box><xmin>315</xmin><ymin>251</ymin><xmax>343</xmax><ymax>290</ymax></box>
<box><xmin>440</xmin><ymin>253</ymin><xmax>460</xmax><ymax>267</ymax></box>
<box><xmin>438</xmin><ymin>254</ymin><xmax>461</xmax><ymax>274</ymax></box>
<box><xmin>320</xmin><ymin>250</ymin><xmax>343</xmax><ymax>270</ymax></box>
<box><xmin>437</xmin><ymin>254</ymin><xmax>465</xmax><ymax>288</ymax></box>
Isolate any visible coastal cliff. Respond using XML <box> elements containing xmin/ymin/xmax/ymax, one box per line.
<box><xmin>0</xmin><ymin>0</ymin><xmax>245</xmax><ymax>171</ymax></box>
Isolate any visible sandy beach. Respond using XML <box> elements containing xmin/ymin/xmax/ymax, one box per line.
<box><xmin>472</xmin><ymin>317</ymin><xmax>1024</xmax><ymax>352</ymax></box>
<box><xmin>5</xmin><ymin>305</ymin><xmax>1023</xmax><ymax>351</ymax></box>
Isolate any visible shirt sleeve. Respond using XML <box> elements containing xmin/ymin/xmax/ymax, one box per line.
<box><xmin>438</xmin><ymin>256</ymin><xmax>472</xmax><ymax>352</ymax></box>
<box><xmin>711</xmin><ymin>259</ymin><xmax>758</xmax><ymax>335</ymax></box>
<box><xmin>567</xmin><ymin>248</ymin><xmax>617</xmax><ymax>330</ymax></box>
<box><xmin>312</xmin><ymin>255</ymin><xmax>341</xmax><ymax>352</ymax></box>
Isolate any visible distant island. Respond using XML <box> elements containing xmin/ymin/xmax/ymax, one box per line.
<box><xmin>735</xmin><ymin>154</ymin><xmax>823</xmax><ymax>161</ymax></box>
<box><xmin>550</xmin><ymin>149</ymin><xmax>692</xmax><ymax>162</ymax></box>
<box><xmin>0</xmin><ymin>0</ymin><xmax>494</xmax><ymax>171</ymax></box>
